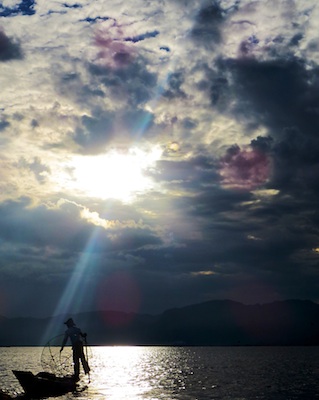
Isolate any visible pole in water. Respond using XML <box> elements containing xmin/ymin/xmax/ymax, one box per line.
<box><xmin>84</xmin><ymin>337</ymin><xmax>91</xmax><ymax>383</ymax></box>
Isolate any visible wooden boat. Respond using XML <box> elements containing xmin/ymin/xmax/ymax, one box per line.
<box><xmin>12</xmin><ymin>370</ymin><xmax>77</xmax><ymax>398</ymax></box>
<box><xmin>0</xmin><ymin>389</ymin><xmax>13</xmax><ymax>400</ymax></box>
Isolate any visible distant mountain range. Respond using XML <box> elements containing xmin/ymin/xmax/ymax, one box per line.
<box><xmin>1</xmin><ymin>300</ymin><xmax>319</xmax><ymax>346</ymax></box>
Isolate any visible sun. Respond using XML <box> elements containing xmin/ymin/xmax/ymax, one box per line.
<box><xmin>63</xmin><ymin>147</ymin><xmax>162</xmax><ymax>202</ymax></box>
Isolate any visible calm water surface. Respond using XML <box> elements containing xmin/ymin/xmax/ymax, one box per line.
<box><xmin>0</xmin><ymin>346</ymin><xmax>319</xmax><ymax>399</ymax></box>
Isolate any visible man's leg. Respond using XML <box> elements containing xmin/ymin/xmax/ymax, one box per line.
<box><xmin>79</xmin><ymin>346</ymin><xmax>90</xmax><ymax>374</ymax></box>
<box><xmin>73</xmin><ymin>348</ymin><xmax>80</xmax><ymax>380</ymax></box>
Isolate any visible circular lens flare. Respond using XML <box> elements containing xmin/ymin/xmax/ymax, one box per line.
<box><xmin>97</xmin><ymin>271</ymin><xmax>141</xmax><ymax>327</ymax></box>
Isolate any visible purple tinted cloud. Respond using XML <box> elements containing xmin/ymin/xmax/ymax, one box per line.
<box><xmin>219</xmin><ymin>145</ymin><xmax>270</xmax><ymax>190</ymax></box>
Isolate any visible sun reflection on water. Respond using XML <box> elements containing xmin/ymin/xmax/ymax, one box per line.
<box><xmin>2</xmin><ymin>346</ymin><xmax>319</xmax><ymax>399</ymax></box>
<box><xmin>88</xmin><ymin>346</ymin><xmax>154</xmax><ymax>399</ymax></box>
<box><xmin>85</xmin><ymin>346</ymin><xmax>197</xmax><ymax>399</ymax></box>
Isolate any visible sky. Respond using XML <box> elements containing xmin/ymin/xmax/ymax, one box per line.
<box><xmin>0</xmin><ymin>0</ymin><xmax>319</xmax><ymax>318</ymax></box>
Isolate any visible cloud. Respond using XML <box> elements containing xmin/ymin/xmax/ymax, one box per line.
<box><xmin>0</xmin><ymin>28</ymin><xmax>23</xmax><ymax>61</ymax></box>
<box><xmin>220</xmin><ymin>56</ymin><xmax>319</xmax><ymax>198</ymax></box>
<box><xmin>0</xmin><ymin>117</ymin><xmax>10</xmax><ymax>131</ymax></box>
<box><xmin>219</xmin><ymin>57</ymin><xmax>319</xmax><ymax>135</ymax></box>
<box><xmin>124</xmin><ymin>30</ymin><xmax>160</xmax><ymax>43</ymax></box>
<box><xmin>191</xmin><ymin>1</ymin><xmax>225</xmax><ymax>47</ymax></box>
<box><xmin>73</xmin><ymin>111</ymin><xmax>115</xmax><ymax>154</ymax></box>
<box><xmin>0</xmin><ymin>198</ymin><xmax>90</xmax><ymax>251</ymax></box>
<box><xmin>1</xmin><ymin>0</ymin><xmax>319</xmax><ymax>317</ymax></box>
<box><xmin>17</xmin><ymin>157</ymin><xmax>51</xmax><ymax>184</ymax></box>
<box><xmin>93</xmin><ymin>21</ymin><xmax>137</xmax><ymax>69</ymax></box>
<box><xmin>219</xmin><ymin>145</ymin><xmax>270</xmax><ymax>190</ymax></box>
<box><xmin>0</xmin><ymin>0</ymin><xmax>35</xmax><ymax>17</ymax></box>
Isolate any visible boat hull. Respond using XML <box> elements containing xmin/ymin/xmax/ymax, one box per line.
<box><xmin>12</xmin><ymin>370</ymin><xmax>77</xmax><ymax>398</ymax></box>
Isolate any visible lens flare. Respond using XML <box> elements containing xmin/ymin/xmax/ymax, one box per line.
<box><xmin>97</xmin><ymin>271</ymin><xmax>141</xmax><ymax>327</ymax></box>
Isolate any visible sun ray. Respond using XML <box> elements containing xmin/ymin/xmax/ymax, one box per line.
<box><xmin>41</xmin><ymin>228</ymin><xmax>100</xmax><ymax>344</ymax></box>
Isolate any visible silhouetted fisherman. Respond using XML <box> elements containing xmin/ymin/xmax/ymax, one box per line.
<box><xmin>60</xmin><ymin>318</ymin><xmax>90</xmax><ymax>381</ymax></box>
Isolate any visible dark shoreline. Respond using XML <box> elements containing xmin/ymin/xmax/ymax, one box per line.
<box><xmin>1</xmin><ymin>299</ymin><xmax>319</xmax><ymax>346</ymax></box>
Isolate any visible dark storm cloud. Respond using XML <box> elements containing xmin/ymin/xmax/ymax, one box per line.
<box><xmin>0</xmin><ymin>197</ymin><xmax>95</xmax><ymax>252</ymax></box>
<box><xmin>88</xmin><ymin>58</ymin><xmax>157</xmax><ymax>106</ymax></box>
<box><xmin>219</xmin><ymin>145</ymin><xmax>270</xmax><ymax>190</ymax></box>
<box><xmin>188</xmin><ymin>184</ymin><xmax>251</xmax><ymax>216</ymax></box>
<box><xmin>107</xmin><ymin>228</ymin><xmax>162</xmax><ymax>252</ymax></box>
<box><xmin>0</xmin><ymin>196</ymin><xmax>167</xmax><ymax>316</ymax></box>
<box><xmin>155</xmin><ymin>150</ymin><xmax>266</xmax><ymax>201</ymax></box>
<box><xmin>181</xmin><ymin>188</ymin><xmax>319</xmax><ymax>300</ymax></box>
<box><xmin>191</xmin><ymin>1</ymin><xmax>225</xmax><ymax>47</ymax></box>
<box><xmin>195</xmin><ymin>61</ymin><xmax>231</xmax><ymax>111</ymax></box>
<box><xmin>137</xmin><ymin>213</ymin><xmax>313</xmax><ymax>296</ymax></box>
<box><xmin>0</xmin><ymin>29</ymin><xmax>23</xmax><ymax>61</ymax></box>
<box><xmin>128</xmin><ymin>233</ymin><xmax>287</xmax><ymax>311</ymax></box>
<box><xmin>182</xmin><ymin>161</ymin><xmax>319</xmax><ymax>276</ymax></box>
<box><xmin>149</xmin><ymin>59</ymin><xmax>319</xmax><ymax>301</ymax></box>
<box><xmin>163</xmin><ymin>71</ymin><xmax>186</xmax><ymax>99</ymax></box>
<box><xmin>136</xmin><ymin>159</ymin><xmax>269</xmax><ymax>272</ymax></box>
<box><xmin>0</xmin><ymin>197</ymin><xmax>163</xmax><ymax>267</ymax></box>
<box><xmin>238</xmin><ymin>35</ymin><xmax>260</xmax><ymax>58</ymax></box>
<box><xmin>221</xmin><ymin>57</ymin><xmax>319</xmax><ymax>135</ymax></box>
<box><xmin>262</xmin><ymin>129</ymin><xmax>319</xmax><ymax>194</ymax></box>
<box><xmin>131</xmin><ymin>190</ymin><xmax>318</xmax><ymax>307</ymax></box>
<box><xmin>151</xmin><ymin>160</ymin><xmax>212</xmax><ymax>198</ymax></box>
<box><xmin>238</xmin><ymin>59</ymin><xmax>319</xmax><ymax>195</ymax></box>
<box><xmin>199</xmin><ymin>54</ymin><xmax>319</xmax><ymax>197</ymax></box>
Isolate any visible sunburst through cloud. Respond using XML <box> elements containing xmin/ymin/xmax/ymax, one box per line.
<box><xmin>58</xmin><ymin>147</ymin><xmax>162</xmax><ymax>202</ymax></box>
<box><xmin>0</xmin><ymin>0</ymin><xmax>319</xmax><ymax>323</ymax></box>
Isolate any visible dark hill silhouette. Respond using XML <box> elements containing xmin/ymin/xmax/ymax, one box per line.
<box><xmin>0</xmin><ymin>300</ymin><xmax>319</xmax><ymax>346</ymax></box>
<box><xmin>153</xmin><ymin>299</ymin><xmax>319</xmax><ymax>345</ymax></box>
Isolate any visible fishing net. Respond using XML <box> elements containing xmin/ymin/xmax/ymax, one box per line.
<box><xmin>41</xmin><ymin>334</ymin><xmax>74</xmax><ymax>377</ymax></box>
<box><xmin>41</xmin><ymin>334</ymin><xmax>92</xmax><ymax>379</ymax></box>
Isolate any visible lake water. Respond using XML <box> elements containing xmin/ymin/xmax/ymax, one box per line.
<box><xmin>0</xmin><ymin>346</ymin><xmax>319</xmax><ymax>399</ymax></box>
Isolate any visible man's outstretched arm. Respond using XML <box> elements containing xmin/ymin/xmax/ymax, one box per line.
<box><xmin>60</xmin><ymin>333</ymin><xmax>68</xmax><ymax>352</ymax></box>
